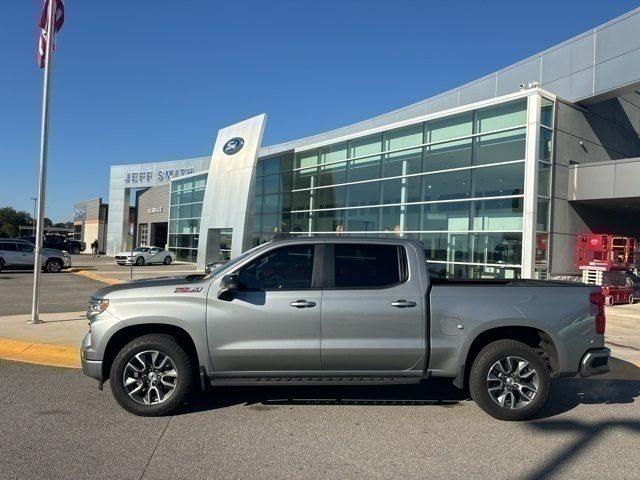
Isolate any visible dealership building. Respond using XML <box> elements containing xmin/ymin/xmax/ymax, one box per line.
<box><xmin>75</xmin><ymin>7</ymin><xmax>640</xmax><ymax>279</ymax></box>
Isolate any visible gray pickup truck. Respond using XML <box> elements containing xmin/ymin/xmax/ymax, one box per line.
<box><xmin>81</xmin><ymin>238</ymin><xmax>610</xmax><ymax>421</ymax></box>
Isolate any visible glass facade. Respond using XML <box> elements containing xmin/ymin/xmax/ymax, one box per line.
<box><xmin>253</xmin><ymin>97</ymin><xmax>552</xmax><ymax>279</ymax></box>
<box><xmin>168</xmin><ymin>173</ymin><xmax>207</xmax><ymax>262</ymax></box>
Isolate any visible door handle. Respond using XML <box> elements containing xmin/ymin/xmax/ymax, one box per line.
<box><xmin>290</xmin><ymin>300</ymin><xmax>317</xmax><ymax>308</ymax></box>
<box><xmin>391</xmin><ymin>300</ymin><xmax>417</xmax><ymax>308</ymax></box>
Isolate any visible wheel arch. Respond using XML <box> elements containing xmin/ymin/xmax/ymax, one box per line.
<box><xmin>101</xmin><ymin>323</ymin><xmax>201</xmax><ymax>380</ymax></box>
<box><xmin>454</xmin><ymin>325</ymin><xmax>559</xmax><ymax>389</ymax></box>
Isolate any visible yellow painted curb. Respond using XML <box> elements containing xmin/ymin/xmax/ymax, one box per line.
<box><xmin>0</xmin><ymin>337</ymin><xmax>80</xmax><ymax>369</ymax></box>
<box><xmin>69</xmin><ymin>268</ymin><xmax>122</xmax><ymax>285</ymax></box>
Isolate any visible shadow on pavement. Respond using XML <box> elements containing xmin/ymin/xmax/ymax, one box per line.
<box><xmin>177</xmin><ymin>362</ymin><xmax>640</xmax><ymax>418</ymax></box>
<box><xmin>523</xmin><ymin>416</ymin><xmax>640</xmax><ymax>480</ymax></box>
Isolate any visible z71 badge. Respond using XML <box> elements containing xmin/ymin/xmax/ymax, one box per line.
<box><xmin>174</xmin><ymin>287</ymin><xmax>203</xmax><ymax>293</ymax></box>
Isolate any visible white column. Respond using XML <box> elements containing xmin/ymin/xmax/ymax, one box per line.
<box><xmin>522</xmin><ymin>93</ymin><xmax>541</xmax><ymax>279</ymax></box>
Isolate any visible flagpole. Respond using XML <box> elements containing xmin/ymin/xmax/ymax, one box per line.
<box><xmin>29</xmin><ymin>0</ymin><xmax>57</xmax><ymax>325</ymax></box>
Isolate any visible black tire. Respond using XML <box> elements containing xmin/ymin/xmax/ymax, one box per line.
<box><xmin>45</xmin><ymin>259</ymin><xmax>63</xmax><ymax>273</ymax></box>
<box><xmin>110</xmin><ymin>334</ymin><xmax>193</xmax><ymax>416</ymax></box>
<box><xmin>136</xmin><ymin>256</ymin><xmax>145</xmax><ymax>266</ymax></box>
<box><xmin>163</xmin><ymin>256</ymin><xmax>172</xmax><ymax>265</ymax></box>
<box><xmin>70</xmin><ymin>245</ymin><xmax>80</xmax><ymax>254</ymax></box>
<box><xmin>0</xmin><ymin>259</ymin><xmax>4</xmax><ymax>272</ymax></box>
<box><xmin>469</xmin><ymin>339</ymin><xmax>549</xmax><ymax>421</ymax></box>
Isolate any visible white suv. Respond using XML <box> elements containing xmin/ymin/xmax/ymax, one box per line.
<box><xmin>0</xmin><ymin>238</ymin><xmax>72</xmax><ymax>273</ymax></box>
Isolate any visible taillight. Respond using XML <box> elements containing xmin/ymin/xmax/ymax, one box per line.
<box><xmin>590</xmin><ymin>292</ymin><xmax>606</xmax><ymax>334</ymax></box>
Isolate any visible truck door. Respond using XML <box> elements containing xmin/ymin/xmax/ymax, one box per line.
<box><xmin>320</xmin><ymin>243</ymin><xmax>425</xmax><ymax>372</ymax></box>
<box><xmin>206</xmin><ymin>243</ymin><xmax>322</xmax><ymax>373</ymax></box>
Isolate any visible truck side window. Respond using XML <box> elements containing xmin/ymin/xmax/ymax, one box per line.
<box><xmin>17</xmin><ymin>243</ymin><xmax>35</xmax><ymax>253</ymax></box>
<box><xmin>237</xmin><ymin>245</ymin><xmax>314</xmax><ymax>291</ymax></box>
<box><xmin>0</xmin><ymin>242</ymin><xmax>18</xmax><ymax>252</ymax></box>
<box><xmin>334</xmin><ymin>244</ymin><xmax>405</xmax><ymax>288</ymax></box>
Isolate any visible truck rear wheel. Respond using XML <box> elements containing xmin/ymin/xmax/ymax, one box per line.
<box><xmin>110</xmin><ymin>334</ymin><xmax>193</xmax><ymax>416</ymax></box>
<box><xmin>469</xmin><ymin>339</ymin><xmax>549</xmax><ymax>421</ymax></box>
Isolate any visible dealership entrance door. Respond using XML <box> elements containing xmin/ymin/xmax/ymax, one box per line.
<box><xmin>151</xmin><ymin>222</ymin><xmax>168</xmax><ymax>249</ymax></box>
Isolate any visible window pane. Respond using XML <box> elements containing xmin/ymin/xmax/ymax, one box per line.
<box><xmin>291</xmin><ymin>190</ymin><xmax>312</xmax><ymax>211</ymax></box>
<box><xmin>541</xmin><ymin>98</ymin><xmax>554</xmax><ymax>128</ymax></box>
<box><xmin>263</xmin><ymin>157</ymin><xmax>280</xmax><ymax>176</ymax></box>
<box><xmin>427</xmin><ymin>112</ymin><xmax>472</xmax><ymax>143</ymax></box>
<box><xmin>475</xmin><ymin>100</ymin><xmax>526</xmax><ymax>132</ymax></box>
<box><xmin>316</xmin><ymin>186</ymin><xmax>346</xmax><ymax>209</ymax></box>
<box><xmin>473</xmin><ymin>128</ymin><xmax>526</xmax><ymax>165</ymax></box>
<box><xmin>262</xmin><ymin>194</ymin><xmax>279</xmax><ymax>214</ymax></box>
<box><xmin>472</xmin><ymin>163</ymin><xmax>524</xmax><ymax>198</ymax></box>
<box><xmin>346</xmin><ymin>207</ymin><xmax>379</xmax><ymax>232</ymax></box>
<box><xmin>320</xmin><ymin>142</ymin><xmax>347</xmax><ymax>164</ymax></box>
<box><xmin>280</xmin><ymin>153</ymin><xmax>294</xmax><ymax>172</ymax></box>
<box><xmin>290</xmin><ymin>212</ymin><xmax>312</xmax><ymax>233</ymax></box>
<box><xmin>347</xmin><ymin>155</ymin><xmax>381</xmax><ymax>182</ymax></box>
<box><xmin>423</xmin><ymin>138</ymin><xmax>472</xmax><ymax>172</ymax></box>
<box><xmin>292</xmin><ymin>167</ymin><xmax>317</xmax><ymax>190</ymax></box>
<box><xmin>192</xmin><ymin>187</ymin><xmax>205</xmax><ymax>203</ymax></box>
<box><xmin>381</xmin><ymin>176</ymin><xmax>421</xmax><ymax>204</ymax></box>
<box><xmin>238</xmin><ymin>245</ymin><xmax>314</xmax><ymax>291</ymax></box>
<box><xmin>382</xmin><ymin>148</ymin><xmax>422</xmax><ymax>178</ymax></box>
<box><xmin>539</xmin><ymin>128</ymin><xmax>552</xmax><ymax>162</ymax></box>
<box><xmin>423</xmin><ymin>202</ymin><xmax>471</xmax><ymax>231</ymax></box>
<box><xmin>318</xmin><ymin>161</ymin><xmax>347</xmax><ymax>186</ymax></box>
<box><xmin>538</xmin><ymin>161</ymin><xmax>551</xmax><ymax>197</ymax></box>
<box><xmin>537</xmin><ymin>198</ymin><xmax>549</xmax><ymax>231</ymax></box>
<box><xmin>263</xmin><ymin>174</ymin><xmax>280</xmax><ymax>195</ymax></box>
<box><xmin>350</xmin><ymin>133</ymin><xmax>382</xmax><ymax>157</ymax></box>
<box><xmin>334</xmin><ymin>244</ymin><xmax>402</xmax><ymax>288</ymax></box>
<box><xmin>381</xmin><ymin>206</ymin><xmax>401</xmax><ymax>232</ymax></box>
<box><xmin>384</xmin><ymin>124</ymin><xmax>423</xmax><ymax>151</ymax></box>
<box><xmin>472</xmin><ymin>232</ymin><xmax>522</xmax><ymax>265</ymax></box>
<box><xmin>423</xmin><ymin>170</ymin><xmax>471</xmax><ymax>202</ymax></box>
<box><xmin>421</xmin><ymin>233</ymin><xmax>450</xmax><ymax>261</ymax></box>
<box><xmin>347</xmin><ymin>182</ymin><xmax>380</xmax><ymax>207</ymax></box>
<box><xmin>254</xmin><ymin>177</ymin><xmax>263</xmax><ymax>196</ymax></box>
<box><xmin>472</xmin><ymin>198</ymin><xmax>523</xmax><ymax>231</ymax></box>
<box><xmin>536</xmin><ymin>233</ymin><xmax>549</xmax><ymax>265</ymax></box>
<box><xmin>295</xmin><ymin>150</ymin><xmax>318</xmax><ymax>169</ymax></box>
<box><xmin>316</xmin><ymin>210</ymin><xmax>346</xmax><ymax>232</ymax></box>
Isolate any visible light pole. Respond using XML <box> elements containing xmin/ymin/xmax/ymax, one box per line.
<box><xmin>30</xmin><ymin>197</ymin><xmax>37</xmax><ymax>235</ymax></box>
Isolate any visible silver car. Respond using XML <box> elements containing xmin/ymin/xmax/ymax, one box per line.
<box><xmin>0</xmin><ymin>238</ymin><xmax>72</xmax><ymax>273</ymax></box>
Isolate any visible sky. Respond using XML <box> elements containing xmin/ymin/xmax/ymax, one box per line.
<box><xmin>1</xmin><ymin>0</ymin><xmax>639</xmax><ymax>222</ymax></box>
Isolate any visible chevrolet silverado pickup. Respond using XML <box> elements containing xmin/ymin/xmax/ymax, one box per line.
<box><xmin>81</xmin><ymin>238</ymin><xmax>610</xmax><ymax>420</ymax></box>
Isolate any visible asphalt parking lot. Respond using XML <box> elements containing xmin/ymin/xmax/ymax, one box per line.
<box><xmin>0</xmin><ymin>255</ymin><xmax>199</xmax><ymax>316</ymax></box>
<box><xmin>0</xmin><ymin>360</ymin><xmax>638</xmax><ymax>480</ymax></box>
<box><xmin>0</xmin><ymin>270</ymin><xmax>104</xmax><ymax>315</ymax></box>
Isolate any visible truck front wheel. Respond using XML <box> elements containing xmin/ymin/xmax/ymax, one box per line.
<box><xmin>469</xmin><ymin>339</ymin><xmax>549</xmax><ymax>421</ymax></box>
<box><xmin>110</xmin><ymin>334</ymin><xmax>193</xmax><ymax>416</ymax></box>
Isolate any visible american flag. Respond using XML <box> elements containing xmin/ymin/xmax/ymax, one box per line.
<box><xmin>38</xmin><ymin>0</ymin><xmax>65</xmax><ymax>68</ymax></box>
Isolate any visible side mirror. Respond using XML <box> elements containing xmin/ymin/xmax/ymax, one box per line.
<box><xmin>217</xmin><ymin>274</ymin><xmax>239</xmax><ymax>299</ymax></box>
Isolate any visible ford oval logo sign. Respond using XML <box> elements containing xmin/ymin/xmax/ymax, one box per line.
<box><xmin>223</xmin><ymin>137</ymin><xmax>245</xmax><ymax>155</ymax></box>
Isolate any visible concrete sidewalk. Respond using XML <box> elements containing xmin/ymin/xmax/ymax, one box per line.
<box><xmin>0</xmin><ymin>311</ymin><xmax>86</xmax><ymax>368</ymax></box>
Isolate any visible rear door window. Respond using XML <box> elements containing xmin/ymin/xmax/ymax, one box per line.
<box><xmin>0</xmin><ymin>242</ymin><xmax>17</xmax><ymax>252</ymax></box>
<box><xmin>332</xmin><ymin>244</ymin><xmax>406</xmax><ymax>288</ymax></box>
<box><xmin>17</xmin><ymin>243</ymin><xmax>35</xmax><ymax>252</ymax></box>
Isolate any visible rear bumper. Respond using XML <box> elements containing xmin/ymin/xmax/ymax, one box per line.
<box><xmin>579</xmin><ymin>347</ymin><xmax>611</xmax><ymax>377</ymax></box>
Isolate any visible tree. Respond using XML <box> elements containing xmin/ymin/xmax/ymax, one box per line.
<box><xmin>43</xmin><ymin>217</ymin><xmax>53</xmax><ymax>227</ymax></box>
<box><xmin>0</xmin><ymin>207</ymin><xmax>33</xmax><ymax>238</ymax></box>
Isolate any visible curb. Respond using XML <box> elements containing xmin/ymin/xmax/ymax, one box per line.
<box><xmin>69</xmin><ymin>268</ymin><xmax>122</xmax><ymax>285</ymax></box>
<box><xmin>0</xmin><ymin>337</ymin><xmax>80</xmax><ymax>369</ymax></box>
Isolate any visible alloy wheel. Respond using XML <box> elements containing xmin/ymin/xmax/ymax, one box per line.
<box><xmin>486</xmin><ymin>356</ymin><xmax>539</xmax><ymax>410</ymax></box>
<box><xmin>122</xmin><ymin>350</ymin><xmax>179</xmax><ymax>406</ymax></box>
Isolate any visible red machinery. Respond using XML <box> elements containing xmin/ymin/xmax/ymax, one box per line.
<box><xmin>576</xmin><ymin>234</ymin><xmax>637</xmax><ymax>305</ymax></box>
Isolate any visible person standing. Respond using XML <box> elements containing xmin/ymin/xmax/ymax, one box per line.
<box><xmin>91</xmin><ymin>239</ymin><xmax>99</xmax><ymax>257</ymax></box>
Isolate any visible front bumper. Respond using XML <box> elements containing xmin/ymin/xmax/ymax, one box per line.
<box><xmin>579</xmin><ymin>347</ymin><xmax>611</xmax><ymax>377</ymax></box>
<box><xmin>81</xmin><ymin>331</ymin><xmax>103</xmax><ymax>380</ymax></box>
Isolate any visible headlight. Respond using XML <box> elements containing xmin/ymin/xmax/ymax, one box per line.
<box><xmin>87</xmin><ymin>298</ymin><xmax>109</xmax><ymax>316</ymax></box>
<box><xmin>62</xmin><ymin>250</ymin><xmax>70</xmax><ymax>257</ymax></box>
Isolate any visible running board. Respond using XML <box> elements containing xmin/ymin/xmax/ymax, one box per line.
<box><xmin>210</xmin><ymin>377</ymin><xmax>423</xmax><ymax>387</ymax></box>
